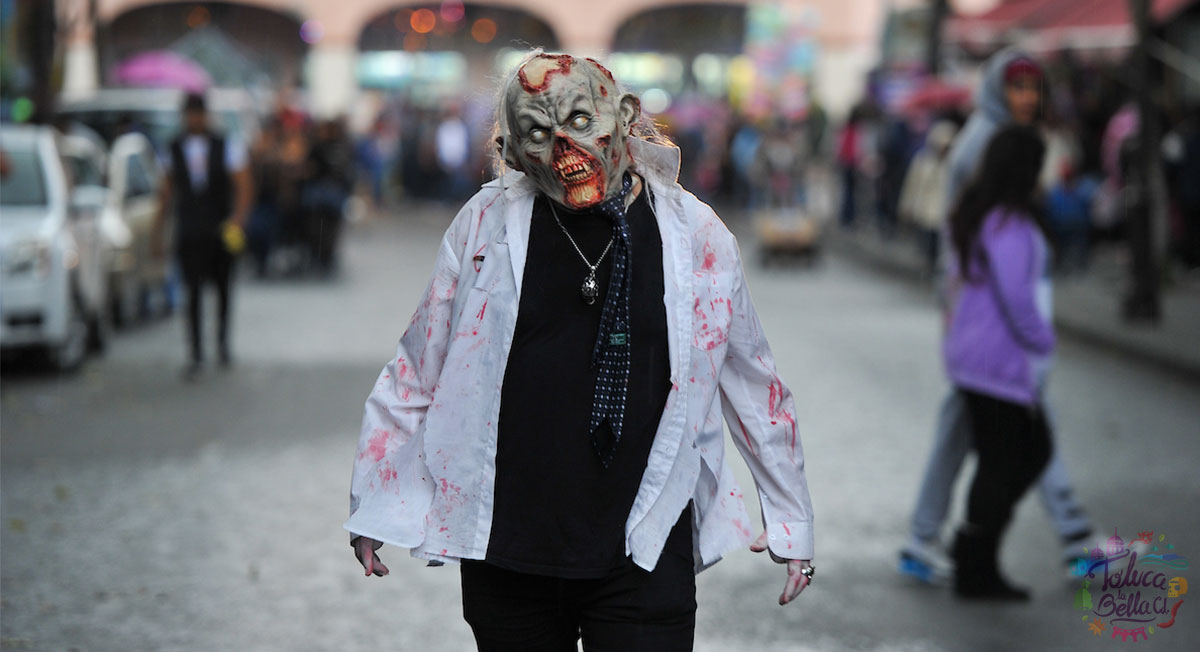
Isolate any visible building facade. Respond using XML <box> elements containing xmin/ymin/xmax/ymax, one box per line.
<box><xmin>60</xmin><ymin>0</ymin><xmax>941</xmax><ymax>117</ymax></box>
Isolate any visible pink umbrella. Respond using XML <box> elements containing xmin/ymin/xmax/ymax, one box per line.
<box><xmin>112</xmin><ymin>51</ymin><xmax>212</xmax><ymax>92</ymax></box>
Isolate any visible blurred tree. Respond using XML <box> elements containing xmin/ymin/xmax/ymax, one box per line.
<box><xmin>27</xmin><ymin>0</ymin><xmax>56</xmax><ymax>123</ymax></box>
<box><xmin>0</xmin><ymin>0</ymin><xmax>57</xmax><ymax>123</ymax></box>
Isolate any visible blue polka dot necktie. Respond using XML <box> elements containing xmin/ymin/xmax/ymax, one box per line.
<box><xmin>590</xmin><ymin>173</ymin><xmax>635</xmax><ymax>468</ymax></box>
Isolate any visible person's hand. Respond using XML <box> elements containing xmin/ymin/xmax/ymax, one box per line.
<box><xmin>750</xmin><ymin>531</ymin><xmax>812</xmax><ymax>605</ymax></box>
<box><xmin>221</xmin><ymin>220</ymin><xmax>246</xmax><ymax>255</ymax></box>
<box><xmin>353</xmin><ymin>536</ymin><xmax>390</xmax><ymax>577</ymax></box>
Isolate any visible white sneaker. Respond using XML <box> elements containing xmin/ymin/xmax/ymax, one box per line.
<box><xmin>899</xmin><ymin>537</ymin><xmax>953</xmax><ymax>585</ymax></box>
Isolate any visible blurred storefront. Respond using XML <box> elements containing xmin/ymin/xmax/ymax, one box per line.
<box><xmin>39</xmin><ymin>0</ymin><xmax>929</xmax><ymax>122</ymax></box>
<box><xmin>944</xmin><ymin>0</ymin><xmax>1200</xmax><ymax>138</ymax></box>
<box><xmin>947</xmin><ymin>0</ymin><xmax>1195</xmax><ymax>55</ymax></box>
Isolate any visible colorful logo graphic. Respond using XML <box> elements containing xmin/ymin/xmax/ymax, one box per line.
<box><xmin>1072</xmin><ymin>528</ymin><xmax>1188</xmax><ymax>642</ymax></box>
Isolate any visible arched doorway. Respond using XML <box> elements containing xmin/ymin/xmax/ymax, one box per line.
<box><xmin>608</xmin><ymin>4</ymin><xmax>748</xmax><ymax>107</ymax></box>
<box><xmin>608</xmin><ymin>4</ymin><xmax>751</xmax><ymax>198</ymax></box>
<box><xmin>356</xmin><ymin>4</ymin><xmax>558</xmax><ymax>100</ymax></box>
<box><xmin>102</xmin><ymin>2</ymin><xmax>309</xmax><ymax>88</ymax></box>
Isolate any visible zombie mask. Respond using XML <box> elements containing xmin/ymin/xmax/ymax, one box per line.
<box><xmin>501</xmin><ymin>54</ymin><xmax>641</xmax><ymax>209</ymax></box>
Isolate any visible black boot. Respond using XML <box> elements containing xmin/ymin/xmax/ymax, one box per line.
<box><xmin>953</xmin><ymin>528</ymin><xmax>1031</xmax><ymax>601</ymax></box>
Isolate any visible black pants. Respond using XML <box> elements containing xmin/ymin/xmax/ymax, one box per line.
<box><xmin>460</xmin><ymin>549</ymin><xmax>696</xmax><ymax>652</ymax></box>
<box><xmin>962</xmin><ymin>389</ymin><xmax>1053</xmax><ymax>534</ymax></box>
<box><xmin>178</xmin><ymin>238</ymin><xmax>234</xmax><ymax>363</ymax></box>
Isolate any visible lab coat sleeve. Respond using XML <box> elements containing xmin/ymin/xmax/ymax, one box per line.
<box><xmin>717</xmin><ymin>247</ymin><xmax>815</xmax><ymax>560</ymax></box>
<box><xmin>347</xmin><ymin>222</ymin><xmax>463</xmax><ymax>547</ymax></box>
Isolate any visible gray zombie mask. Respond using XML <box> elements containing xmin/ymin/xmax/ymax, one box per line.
<box><xmin>500</xmin><ymin>54</ymin><xmax>641</xmax><ymax>209</ymax></box>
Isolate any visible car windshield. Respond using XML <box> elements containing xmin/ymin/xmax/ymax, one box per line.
<box><xmin>0</xmin><ymin>149</ymin><xmax>48</xmax><ymax>207</ymax></box>
<box><xmin>64</xmin><ymin>153</ymin><xmax>104</xmax><ymax>187</ymax></box>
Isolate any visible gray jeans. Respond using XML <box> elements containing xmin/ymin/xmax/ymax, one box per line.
<box><xmin>910</xmin><ymin>390</ymin><xmax>1092</xmax><ymax>543</ymax></box>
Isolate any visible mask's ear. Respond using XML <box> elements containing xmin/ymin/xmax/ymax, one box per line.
<box><xmin>496</xmin><ymin>135</ymin><xmax>523</xmax><ymax>172</ymax></box>
<box><xmin>618</xmin><ymin>94</ymin><xmax>641</xmax><ymax>135</ymax></box>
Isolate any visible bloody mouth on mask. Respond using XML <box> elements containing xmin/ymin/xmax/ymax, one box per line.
<box><xmin>553</xmin><ymin>137</ymin><xmax>605</xmax><ymax>208</ymax></box>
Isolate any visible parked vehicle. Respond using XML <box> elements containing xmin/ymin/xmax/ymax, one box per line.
<box><xmin>107</xmin><ymin>132</ymin><xmax>168</xmax><ymax>324</ymax></box>
<box><xmin>60</xmin><ymin>130</ymin><xmax>170</xmax><ymax>327</ymax></box>
<box><xmin>1</xmin><ymin>124</ymin><xmax>110</xmax><ymax>370</ymax></box>
<box><xmin>60</xmin><ymin>134</ymin><xmax>119</xmax><ymax>333</ymax></box>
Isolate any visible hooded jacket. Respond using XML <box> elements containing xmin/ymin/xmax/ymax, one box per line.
<box><xmin>944</xmin><ymin>49</ymin><xmax>1036</xmax><ymax>209</ymax></box>
<box><xmin>344</xmin><ymin>137</ymin><xmax>815</xmax><ymax>572</ymax></box>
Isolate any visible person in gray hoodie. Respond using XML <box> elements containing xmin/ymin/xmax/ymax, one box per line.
<box><xmin>899</xmin><ymin>49</ymin><xmax>1095</xmax><ymax>587</ymax></box>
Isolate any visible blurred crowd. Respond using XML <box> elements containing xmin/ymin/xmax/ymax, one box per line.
<box><xmin>34</xmin><ymin>48</ymin><xmax>1200</xmax><ymax>290</ymax></box>
<box><xmin>217</xmin><ymin>45</ymin><xmax>1200</xmax><ymax>287</ymax></box>
<box><xmin>244</xmin><ymin>110</ymin><xmax>356</xmax><ymax>277</ymax></box>
<box><xmin>825</xmin><ymin>55</ymin><xmax>1200</xmax><ymax>278</ymax></box>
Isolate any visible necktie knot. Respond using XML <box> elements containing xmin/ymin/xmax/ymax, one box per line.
<box><xmin>596</xmin><ymin>173</ymin><xmax>634</xmax><ymax>226</ymax></box>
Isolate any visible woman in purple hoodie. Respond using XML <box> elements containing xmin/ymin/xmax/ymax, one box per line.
<box><xmin>944</xmin><ymin>124</ymin><xmax>1054</xmax><ymax>600</ymax></box>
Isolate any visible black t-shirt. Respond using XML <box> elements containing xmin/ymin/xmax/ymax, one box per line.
<box><xmin>485</xmin><ymin>186</ymin><xmax>686</xmax><ymax>578</ymax></box>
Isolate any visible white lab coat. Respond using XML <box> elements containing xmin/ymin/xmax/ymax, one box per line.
<box><xmin>346</xmin><ymin>137</ymin><xmax>814</xmax><ymax>572</ymax></box>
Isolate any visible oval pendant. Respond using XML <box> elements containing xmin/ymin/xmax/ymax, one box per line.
<box><xmin>581</xmin><ymin>275</ymin><xmax>599</xmax><ymax>305</ymax></box>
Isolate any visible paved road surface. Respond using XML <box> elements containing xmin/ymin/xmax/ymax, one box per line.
<box><xmin>3</xmin><ymin>203</ymin><xmax>1198</xmax><ymax>651</ymax></box>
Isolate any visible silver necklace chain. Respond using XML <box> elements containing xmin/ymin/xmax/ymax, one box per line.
<box><xmin>547</xmin><ymin>200</ymin><xmax>615</xmax><ymax>274</ymax></box>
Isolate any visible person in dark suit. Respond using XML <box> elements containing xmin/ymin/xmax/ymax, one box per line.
<box><xmin>154</xmin><ymin>93</ymin><xmax>253</xmax><ymax>379</ymax></box>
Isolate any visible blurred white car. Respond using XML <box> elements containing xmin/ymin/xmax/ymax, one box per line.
<box><xmin>106</xmin><ymin>132</ymin><xmax>168</xmax><ymax>324</ymax></box>
<box><xmin>61</xmin><ymin>131</ymin><xmax>167</xmax><ymax>325</ymax></box>
<box><xmin>1</xmin><ymin>124</ymin><xmax>110</xmax><ymax>370</ymax></box>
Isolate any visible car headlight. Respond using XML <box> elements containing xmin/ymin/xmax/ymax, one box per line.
<box><xmin>4</xmin><ymin>240</ymin><xmax>52</xmax><ymax>277</ymax></box>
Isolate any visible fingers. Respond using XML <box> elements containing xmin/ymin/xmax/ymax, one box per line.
<box><xmin>779</xmin><ymin>561</ymin><xmax>810</xmax><ymax>606</ymax></box>
<box><xmin>749</xmin><ymin>530</ymin><xmax>769</xmax><ymax>553</ymax></box>
<box><xmin>354</xmin><ymin>538</ymin><xmax>389</xmax><ymax>577</ymax></box>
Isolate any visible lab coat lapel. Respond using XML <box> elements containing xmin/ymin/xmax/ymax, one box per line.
<box><xmin>499</xmin><ymin>184</ymin><xmax>534</xmax><ymax>301</ymax></box>
<box><xmin>633</xmin><ymin>138</ymin><xmax>690</xmax><ymax>388</ymax></box>
<box><xmin>649</xmin><ymin>178</ymin><xmax>692</xmax><ymax>388</ymax></box>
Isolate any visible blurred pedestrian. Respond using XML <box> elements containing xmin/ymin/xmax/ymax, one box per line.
<box><xmin>729</xmin><ymin>119</ymin><xmax>764</xmax><ymax>209</ymax></box>
<box><xmin>303</xmin><ymin>118</ymin><xmax>354</xmax><ymax>276</ymax></box>
<box><xmin>1164</xmin><ymin>107</ymin><xmax>1200</xmax><ymax>269</ymax></box>
<box><xmin>756</xmin><ymin>120</ymin><xmax>808</xmax><ymax>209</ymax></box>
<box><xmin>1092</xmin><ymin>102</ymin><xmax>1138</xmax><ymax>241</ymax></box>
<box><xmin>248</xmin><ymin>118</ymin><xmax>283</xmax><ymax>277</ymax></box>
<box><xmin>345</xmin><ymin>52</ymin><xmax>815</xmax><ymax>650</ymax></box>
<box><xmin>943</xmin><ymin>124</ymin><xmax>1054</xmax><ymax>600</ymax></box>
<box><xmin>876</xmin><ymin>114</ymin><xmax>915</xmax><ymax>238</ymax></box>
<box><xmin>1045</xmin><ymin>160</ymin><xmax>1097</xmax><ymax>273</ymax></box>
<box><xmin>899</xmin><ymin>120</ymin><xmax>958</xmax><ymax>276</ymax></box>
<box><xmin>153</xmin><ymin>93</ymin><xmax>253</xmax><ymax>379</ymax></box>
<box><xmin>435</xmin><ymin>106</ymin><xmax>471</xmax><ymax>200</ymax></box>
<box><xmin>944</xmin><ymin>51</ymin><xmax>1042</xmax><ymax>206</ymax></box>
<box><xmin>806</xmin><ymin>99</ymin><xmax>829</xmax><ymax>159</ymax></box>
<box><xmin>899</xmin><ymin>50</ymin><xmax>1094</xmax><ymax>585</ymax></box>
<box><xmin>357</xmin><ymin>116</ymin><xmax>393</xmax><ymax>210</ymax></box>
<box><xmin>836</xmin><ymin>105</ymin><xmax>865</xmax><ymax>228</ymax></box>
<box><xmin>275</xmin><ymin>113</ymin><xmax>309</xmax><ymax>273</ymax></box>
